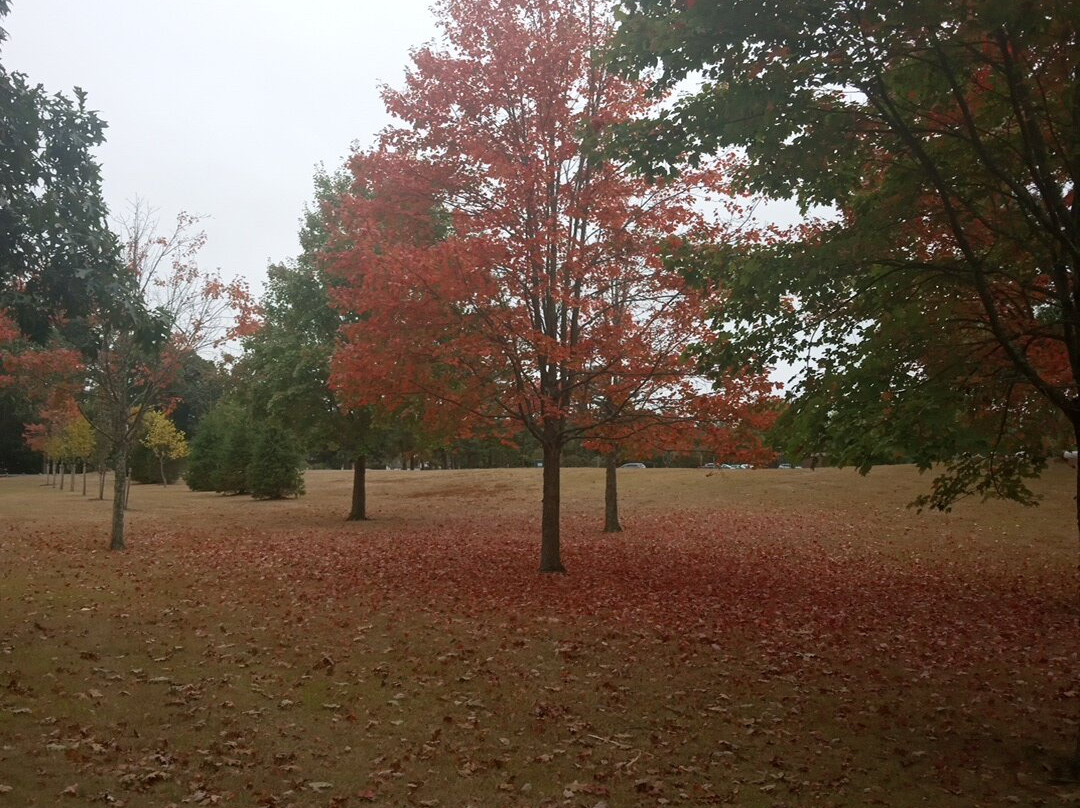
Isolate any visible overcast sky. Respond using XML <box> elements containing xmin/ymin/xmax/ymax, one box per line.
<box><xmin>4</xmin><ymin>0</ymin><xmax>440</xmax><ymax>295</ymax></box>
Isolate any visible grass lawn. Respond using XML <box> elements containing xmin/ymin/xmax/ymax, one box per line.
<box><xmin>1</xmin><ymin>464</ymin><xmax>1077</xmax><ymax>807</ymax></box>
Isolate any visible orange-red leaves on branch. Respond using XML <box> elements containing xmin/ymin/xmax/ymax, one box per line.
<box><xmin>0</xmin><ymin>309</ymin><xmax>83</xmax><ymax>407</ymax></box>
<box><xmin>327</xmin><ymin>0</ymin><xmax>773</xmax><ymax>567</ymax></box>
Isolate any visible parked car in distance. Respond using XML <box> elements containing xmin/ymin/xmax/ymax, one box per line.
<box><xmin>619</xmin><ymin>462</ymin><xmax>646</xmax><ymax>468</ymax></box>
<box><xmin>702</xmin><ymin>462</ymin><xmax>717</xmax><ymax>469</ymax></box>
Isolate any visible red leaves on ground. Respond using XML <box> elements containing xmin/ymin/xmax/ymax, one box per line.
<box><xmin>3</xmin><ymin>472</ymin><xmax>1078</xmax><ymax>805</ymax></box>
<box><xmin>147</xmin><ymin>506</ymin><xmax>1073</xmax><ymax>684</ymax></box>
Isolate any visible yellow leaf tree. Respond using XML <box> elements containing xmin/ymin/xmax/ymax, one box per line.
<box><xmin>141</xmin><ymin>410</ymin><xmax>189</xmax><ymax>487</ymax></box>
<box><xmin>59</xmin><ymin>414</ymin><xmax>96</xmax><ymax>494</ymax></box>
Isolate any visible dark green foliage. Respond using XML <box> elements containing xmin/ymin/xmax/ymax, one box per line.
<box><xmin>0</xmin><ymin>388</ymin><xmax>39</xmax><ymax>472</ymax></box>
<box><xmin>248</xmin><ymin>423</ymin><xmax>305</xmax><ymax>500</ymax></box>
<box><xmin>0</xmin><ymin>1</ymin><xmax>122</xmax><ymax>343</ymax></box>
<box><xmin>911</xmin><ymin>453</ymin><xmax>1046</xmax><ymax>513</ymax></box>
<box><xmin>218</xmin><ymin>419</ymin><xmax>253</xmax><ymax>496</ymax></box>
<box><xmin>130</xmin><ymin>442</ymin><xmax>182</xmax><ymax>485</ymax></box>
<box><xmin>184</xmin><ymin>402</ymin><xmax>243</xmax><ymax>493</ymax></box>
<box><xmin>166</xmin><ymin>354</ymin><xmax>228</xmax><ymax>438</ymax></box>
<box><xmin>184</xmin><ymin>416</ymin><xmax>223</xmax><ymax>491</ymax></box>
<box><xmin>613</xmin><ymin>0</ymin><xmax>1080</xmax><ymax>510</ymax></box>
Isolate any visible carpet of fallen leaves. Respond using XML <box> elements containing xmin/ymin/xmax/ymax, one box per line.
<box><xmin>1</xmin><ymin>465</ymin><xmax>1078</xmax><ymax>807</ymax></box>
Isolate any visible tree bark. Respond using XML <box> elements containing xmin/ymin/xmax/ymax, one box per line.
<box><xmin>604</xmin><ymin>450</ymin><xmax>622</xmax><ymax>533</ymax></box>
<box><xmin>110</xmin><ymin>449</ymin><xmax>127</xmax><ymax>551</ymax></box>
<box><xmin>58</xmin><ymin>462</ymin><xmax>65</xmax><ymax>491</ymax></box>
<box><xmin>81</xmin><ymin>461</ymin><xmax>87</xmax><ymax>496</ymax></box>
<box><xmin>98</xmin><ymin>465</ymin><xmax>106</xmax><ymax>500</ymax></box>
<box><xmin>159</xmin><ymin>454</ymin><xmax>168</xmax><ymax>486</ymax></box>
<box><xmin>1072</xmin><ymin>416</ymin><xmax>1080</xmax><ymax>775</ymax></box>
<box><xmin>539</xmin><ymin>437</ymin><xmax>566</xmax><ymax>573</ymax></box>
<box><xmin>347</xmin><ymin>455</ymin><xmax>367</xmax><ymax>521</ymax></box>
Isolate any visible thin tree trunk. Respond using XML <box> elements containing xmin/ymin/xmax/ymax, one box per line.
<box><xmin>347</xmin><ymin>455</ymin><xmax>367</xmax><ymax>521</ymax></box>
<box><xmin>98</xmin><ymin>465</ymin><xmax>106</xmax><ymax>500</ymax></box>
<box><xmin>111</xmin><ymin>449</ymin><xmax>128</xmax><ymax>550</ymax></box>
<box><xmin>59</xmin><ymin>462</ymin><xmax>65</xmax><ymax>491</ymax></box>
<box><xmin>81</xmin><ymin>460</ymin><xmax>87</xmax><ymax>496</ymax></box>
<box><xmin>604</xmin><ymin>450</ymin><xmax>622</xmax><ymax>533</ymax></box>
<box><xmin>1071</xmin><ymin>417</ymin><xmax>1080</xmax><ymax>774</ymax></box>
<box><xmin>160</xmin><ymin>454</ymin><xmax>168</xmax><ymax>486</ymax></box>
<box><xmin>539</xmin><ymin>436</ymin><xmax>565</xmax><ymax>573</ymax></box>
<box><xmin>68</xmin><ymin>464</ymin><xmax>75</xmax><ymax>491</ymax></box>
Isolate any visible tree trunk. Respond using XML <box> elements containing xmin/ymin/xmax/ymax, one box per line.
<box><xmin>604</xmin><ymin>450</ymin><xmax>622</xmax><ymax>533</ymax></box>
<box><xmin>539</xmin><ymin>437</ymin><xmax>565</xmax><ymax>573</ymax></box>
<box><xmin>98</xmin><ymin>465</ymin><xmax>106</xmax><ymax>500</ymax></box>
<box><xmin>110</xmin><ymin>449</ymin><xmax>128</xmax><ymax>551</ymax></box>
<box><xmin>347</xmin><ymin>455</ymin><xmax>367</xmax><ymax>521</ymax></box>
<box><xmin>81</xmin><ymin>461</ymin><xmax>87</xmax><ymax>496</ymax></box>
<box><xmin>1070</xmin><ymin>418</ymin><xmax>1080</xmax><ymax>775</ymax></box>
<box><xmin>159</xmin><ymin>453</ymin><xmax>168</xmax><ymax>486</ymax></box>
<box><xmin>59</xmin><ymin>462</ymin><xmax>65</xmax><ymax>491</ymax></box>
<box><xmin>69</xmin><ymin>464</ymin><xmax>75</xmax><ymax>491</ymax></box>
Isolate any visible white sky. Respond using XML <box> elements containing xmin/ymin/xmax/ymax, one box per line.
<box><xmin>3</xmin><ymin>0</ymin><xmax>440</xmax><ymax>295</ymax></box>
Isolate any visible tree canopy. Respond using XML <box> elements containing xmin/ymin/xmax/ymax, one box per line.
<box><xmin>328</xmin><ymin>0</ymin><xmax>775</xmax><ymax>571</ymax></box>
<box><xmin>0</xmin><ymin>0</ymin><xmax>121</xmax><ymax>343</ymax></box>
<box><xmin>612</xmin><ymin>0</ymin><xmax>1080</xmax><ymax>507</ymax></box>
<box><xmin>236</xmin><ymin>168</ymin><xmax>384</xmax><ymax>520</ymax></box>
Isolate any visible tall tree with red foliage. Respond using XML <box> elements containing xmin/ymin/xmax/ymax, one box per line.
<box><xmin>328</xmin><ymin>0</ymin><xmax>773</xmax><ymax>572</ymax></box>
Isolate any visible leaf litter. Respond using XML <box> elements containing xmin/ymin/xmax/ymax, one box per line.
<box><xmin>0</xmin><ymin>466</ymin><xmax>1077</xmax><ymax>806</ymax></box>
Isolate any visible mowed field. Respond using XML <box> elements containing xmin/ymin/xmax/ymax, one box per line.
<box><xmin>1</xmin><ymin>465</ymin><xmax>1077</xmax><ymax>807</ymax></box>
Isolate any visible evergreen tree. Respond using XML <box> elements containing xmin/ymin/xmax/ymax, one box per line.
<box><xmin>248</xmin><ymin>423</ymin><xmax>304</xmax><ymax>500</ymax></box>
<box><xmin>184</xmin><ymin>403</ymin><xmax>230</xmax><ymax>491</ymax></box>
<box><xmin>218</xmin><ymin>418</ymin><xmax>253</xmax><ymax>495</ymax></box>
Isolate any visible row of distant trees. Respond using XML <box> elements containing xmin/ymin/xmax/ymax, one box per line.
<box><xmin>32</xmin><ymin>408</ymin><xmax>188</xmax><ymax>491</ymax></box>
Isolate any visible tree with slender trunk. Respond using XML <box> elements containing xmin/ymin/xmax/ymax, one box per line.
<box><xmin>329</xmin><ymin>0</ymin><xmax>757</xmax><ymax>572</ymax></box>
<box><xmin>80</xmin><ymin>202</ymin><xmax>251</xmax><ymax>549</ymax></box>
<box><xmin>603</xmin><ymin>449</ymin><xmax>622</xmax><ymax>533</ymax></box>
<box><xmin>141</xmin><ymin>409</ymin><xmax>189</xmax><ymax>486</ymax></box>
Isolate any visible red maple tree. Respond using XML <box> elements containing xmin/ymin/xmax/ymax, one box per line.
<box><xmin>328</xmin><ymin>0</ymin><xmax>774</xmax><ymax>571</ymax></box>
